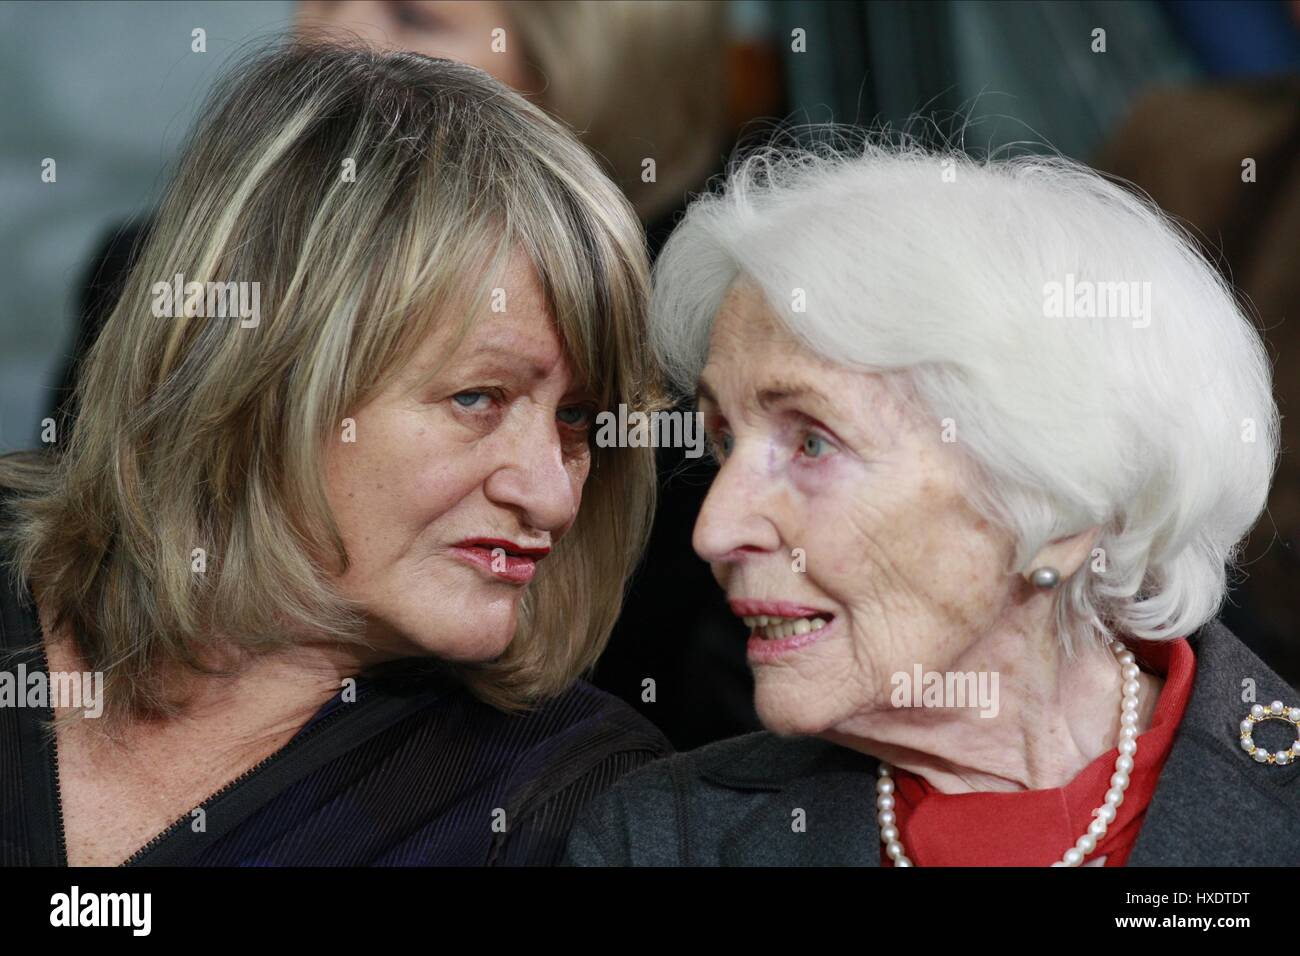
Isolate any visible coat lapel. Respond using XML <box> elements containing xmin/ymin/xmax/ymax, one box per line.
<box><xmin>715</xmin><ymin>769</ymin><xmax>882</xmax><ymax>866</ymax></box>
<box><xmin>1129</xmin><ymin>621</ymin><xmax>1300</xmax><ymax>865</ymax></box>
<box><xmin>698</xmin><ymin>732</ymin><xmax>883</xmax><ymax>865</ymax></box>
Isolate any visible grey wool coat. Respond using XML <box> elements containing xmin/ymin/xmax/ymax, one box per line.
<box><xmin>562</xmin><ymin>620</ymin><xmax>1300</xmax><ymax>866</ymax></box>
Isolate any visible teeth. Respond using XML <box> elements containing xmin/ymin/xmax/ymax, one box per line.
<box><xmin>742</xmin><ymin>616</ymin><xmax>829</xmax><ymax>640</ymax></box>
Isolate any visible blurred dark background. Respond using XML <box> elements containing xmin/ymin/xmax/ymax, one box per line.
<box><xmin>2</xmin><ymin>0</ymin><xmax>1298</xmax><ymax>749</ymax></box>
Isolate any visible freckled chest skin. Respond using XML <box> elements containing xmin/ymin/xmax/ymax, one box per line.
<box><xmin>694</xmin><ymin>281</ymin><xmax>1021</xmax><ymax>737</ymax></box>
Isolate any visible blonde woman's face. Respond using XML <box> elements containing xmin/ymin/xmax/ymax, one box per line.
<box><xmin>324</xmin><ymin>252</ymin><xmax>596</xmax><ymax>660</ymax></box>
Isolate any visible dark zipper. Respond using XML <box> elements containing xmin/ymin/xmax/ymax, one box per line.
<box><xmin>48</xmin><ymin>706</ymin><xmax>70</xmax><ymax>866</ymax></box>
<box><xmin>117</xmin><ymin>683</ymin><xmax>370</xmax><ymax>866</ymax></box>
<box><xmin>35</xmin><ymin>639</ymin><xmax>71</xmax><ymax>866</ymax></box>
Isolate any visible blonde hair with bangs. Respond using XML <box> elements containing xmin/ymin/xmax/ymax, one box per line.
<box><xmin>0</xmin><ymin>41</ymin><xmax>657</xmax><ymax>725</ymax></box>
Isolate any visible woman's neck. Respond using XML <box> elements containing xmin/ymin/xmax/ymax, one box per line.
<box><xmin>821</xmin><ymin>624</ymin><xmax>1165</xmax><ymax>794</ymax></box>
<box><xmin>38</xmin><ymin>600</ymin><xmax>366</xmax><ymax>756</ymax></box>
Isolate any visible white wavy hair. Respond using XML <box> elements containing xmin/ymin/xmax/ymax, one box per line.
<box><xmin>651</xmin><ymin>137</ymin><xmax>1279</xmax><ymax>655</ymax></box>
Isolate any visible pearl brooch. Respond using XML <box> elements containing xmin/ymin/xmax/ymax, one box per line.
<box><xmin>1238</xmin><ymin>699</ymin><xmax>1300</xmax><ymax>766</ymax></box>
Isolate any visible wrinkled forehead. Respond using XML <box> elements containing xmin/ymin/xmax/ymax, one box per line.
<box><xmin>698</xmin><ymin>277</ymin><xmax>921</xmax><ymax>431</ymax></box>
<box><xmin>701</xmin><ymin>278</ymin><xmax>866</xmax><ymax>388</ymax></box>
<box><xmin>390</xmin><ymin>245</ymin><xmax>590</xmax><ymax>396</ymax></box>
<box><xmin>444</xmin><ymin>311</ymin><xmax>580</xmax><ymax>386</ymax></box>
<box><xmin>708</xmin><ymin>277</ymin><xmax>790</xmax><ymax>349</ymax></box>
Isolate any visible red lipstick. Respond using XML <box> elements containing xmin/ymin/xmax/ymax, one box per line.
<box><xmin>450</xmin><ymin>537</ymin><xmax>551</xmax><ymax>584</ymax></box>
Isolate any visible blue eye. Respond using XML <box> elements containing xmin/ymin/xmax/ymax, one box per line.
<box><xmin>802</xmin><ymin>434</ymin><xmax>827</xmax><ymax>458</ymax></box>
<box><xmin>557</xmin><ymin>405</ymin><xmax>593</xmax><ymax>428</ymax></box>
<box><xmin>453</xmin><ymin>391</ymin><xmax>489</xmax><ymax>409</ymax></box>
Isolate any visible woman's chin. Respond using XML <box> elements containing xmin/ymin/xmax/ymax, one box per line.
<box><xmin>754</xmin><ymin>685</ymin><xmax>837</xmax><ymax>737</ymax></box>
<box><xmin>395</xmin><ymin>612</ymin><xmax>518</xmax><ymax>662</ymax></box>
<box><xmin>443</xmin><ymin>625</ymin><xmax>518</xmax><ymax>661</ymax></box>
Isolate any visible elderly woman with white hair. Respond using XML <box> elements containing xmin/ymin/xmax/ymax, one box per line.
<box><xmin>563</xmin><ymin>140</ymin><xmax>1300</xmax><ymax>866</ymax></box>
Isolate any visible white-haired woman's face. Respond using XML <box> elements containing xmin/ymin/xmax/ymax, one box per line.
<box><xmin>694</xmin><ymin>281</ymin><xmax>1022</xmax><ymax>736</ymax></box>
<box><xmin>324</xmin><ymin>251</ymin><xmax>596</xmax><ymax>661</ymax></box>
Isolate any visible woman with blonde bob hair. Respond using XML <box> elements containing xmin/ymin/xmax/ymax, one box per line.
<box><xmin>0</xmin><ymin>41</ymin><xmax>668</xmax><ymax>866</ymax></box>
<box><xmin>565</xmin><ymin>135</ymin><xmax>1300</xmax><ymax>866</ymax></box>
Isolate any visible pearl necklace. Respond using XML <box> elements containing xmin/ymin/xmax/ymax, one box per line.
<box><xmin>875</xmin><ymin>639</ymin><xmax>1141</xmax><ymax>867</ymax></box>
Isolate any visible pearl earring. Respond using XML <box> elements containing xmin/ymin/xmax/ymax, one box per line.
<box><xmin>1030</xmin><ymin>566</ymin><xmax>1060</xmax><ymax>589</ymax></box>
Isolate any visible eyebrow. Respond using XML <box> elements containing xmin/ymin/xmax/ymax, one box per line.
<box><xmin>417</xmin><ymin>339</ymin><xmax>590</xmax><ymax>394</ymax></box>
<box><xmin>696</xmin><ymin>376</ymin><xmax>833</xmax><ymax>413</ymax></box>
<box><xmin>756</xmin><ymin>381</ymin><xmax>828</xmax><ymax>411</ymax></box>
<box><xmin>453</xmin><ymin>342</ymin><xmax>554</xmax><ymax>381</ymax></box>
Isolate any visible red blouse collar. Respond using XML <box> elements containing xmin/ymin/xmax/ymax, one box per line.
<box><xmin>887</xmin><ymin>636</ymin><xmax>1195</xmax><ymax>866</ymax></box>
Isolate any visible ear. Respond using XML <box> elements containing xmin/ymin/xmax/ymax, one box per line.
<box><xmin>1022</xmin><ymin>525</ymin><xmax>1102</xmax><ymax>585</ymax></box>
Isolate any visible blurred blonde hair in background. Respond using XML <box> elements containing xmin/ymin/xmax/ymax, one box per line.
<box><xmin>504</xmin><ymin>0</ymin><xmax>729</xmax><ymax>222</ymax></box>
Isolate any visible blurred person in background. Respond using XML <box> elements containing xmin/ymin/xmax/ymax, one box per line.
<box><xmin>1092</xmin><ymin>0</ymin><xmax>1300</xmax><ymax>688</ymax></box>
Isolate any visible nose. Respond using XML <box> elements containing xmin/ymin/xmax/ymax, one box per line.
<box><xmin>482</xmin><ymin>412</ymin><xmax>582</xmax><ymax>534</ymax></box>
<box><xmin>692</xmin><ymin>446</ymin><xmax>781</xmax><ymax>565</ymax></box>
